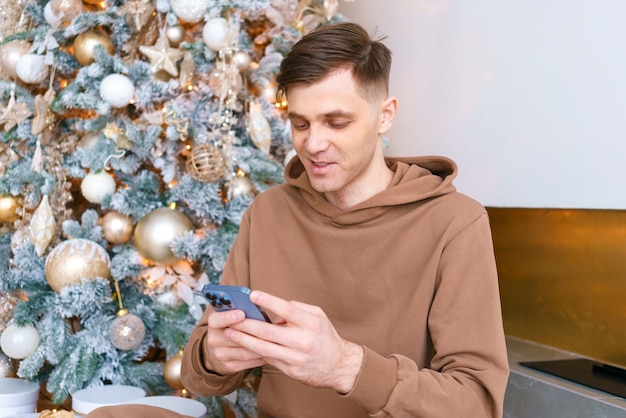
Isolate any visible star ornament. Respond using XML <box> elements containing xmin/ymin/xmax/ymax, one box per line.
<box><xmin>139</xmin><ymin>33</ymin><xmax>183</xmax><ymax>77</ymax></box>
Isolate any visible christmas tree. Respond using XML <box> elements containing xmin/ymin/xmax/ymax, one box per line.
<box><xmin>0</xmin><ymin>0</ymin><xmax>350</xmax><ymax>415</ymax></box>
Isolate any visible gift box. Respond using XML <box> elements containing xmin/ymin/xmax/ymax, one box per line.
<box><xmin>124</xmin><ymin>396</ymin><xmax>207</xmax><ymax>418</ymax></box>
<box><xmin>0</xmin><ymin>378</ymin><xmax>40</xmax><ymax>417</ymax></box>
<box><xmin>71</xmin><ymin>384</ymin><xmax>146</xmax><ymax>416</ymax></box>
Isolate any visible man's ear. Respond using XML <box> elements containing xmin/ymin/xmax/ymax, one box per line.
<box><xmin>379</xmin><ymin>96</ymin><xmax>398</xmax><ymax>134</ymax></box>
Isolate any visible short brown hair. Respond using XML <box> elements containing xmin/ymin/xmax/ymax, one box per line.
<box><xmin>276</xmin><ymin>22</ymin><xmax>392</xmax><ymax>101</ymax></box>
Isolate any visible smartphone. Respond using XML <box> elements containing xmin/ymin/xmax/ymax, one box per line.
<box><xmin>201</xmin><ymin>284</ymin><xmax>270</xmax><ymax>322</ymax></box>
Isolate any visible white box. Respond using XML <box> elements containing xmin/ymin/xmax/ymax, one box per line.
<box><xmin>72</xmin><ymin>384</ymin><xmax>146</xmax><ymax>416</ymax></box>
<box><xmin>0</xmin><ymin>378</ymin><xmax>39</xmax><ymax>418</ymax></box>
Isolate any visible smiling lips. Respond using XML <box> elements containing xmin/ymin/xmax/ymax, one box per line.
<box><xmin>310</xmin><ymin>160</ymin><xmax>334</xmax><ymax>175</ymax></box>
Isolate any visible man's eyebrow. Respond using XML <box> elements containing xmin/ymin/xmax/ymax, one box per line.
<box><xmin>287</xmin><ymin>110</ymin><xmax>355</xmax><ymax>119</ymax></box>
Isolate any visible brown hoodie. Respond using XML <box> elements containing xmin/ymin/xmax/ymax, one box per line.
<box><xmin>181</xmin><ymin>156</ymin><xmax>509</xmax><ymax>417</ymax></box>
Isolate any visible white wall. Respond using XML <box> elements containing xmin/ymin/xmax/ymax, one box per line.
<box><xmin>338</xmin><ymin>1</ymin><xmax>626</xmax><ymax>209</ymax></box>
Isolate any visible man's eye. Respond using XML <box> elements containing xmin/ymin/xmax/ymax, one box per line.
<box><xmin>330</xmin><ymin>121</ymin><xmax>349</xmax><ymax>129</ymax></box>
<box><xmin>292</xmin><ymin>122</ymin><xmax>309</xmax><ymax>130</ymax></box>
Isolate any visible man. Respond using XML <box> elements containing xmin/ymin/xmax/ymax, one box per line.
<box><xmin>181</xmin><ymin>22</ymin><xmax>509</xmax><ymax>417</ymax></box>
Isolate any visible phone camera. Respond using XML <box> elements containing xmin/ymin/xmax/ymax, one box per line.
<box><xmin>206</xmin><ymin>292</ymin><xmax>217</xmax><ymax>301</ymax></box>
<box><xmin>219</xmin><ymin>297</ymin><xmax>232</xmax><ymax>306</ymax></box>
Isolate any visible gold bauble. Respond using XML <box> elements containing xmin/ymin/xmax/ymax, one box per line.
<box><xmin>0</xmin><ymin>195</ymin><xmax>20</xmax><ymax>223</ymax></box>
<box><xmin>229</xmin><ymin>174</ymin><xmax>256</xmax><ymax>199</ymax></box>
<box><xmin>133</xmin><ymin>208</ymin><xmax>194</xmax><ymax>265</ymax></box>
<box><xmin>73</xmin><ymin>29</ymin><xmax>115</xmax><ymax>66</ymax></box>
<box><xmin>163</xmin><ymin>351</ymin><xmax>184</xmax><ymax>389</ymax></box>
<box><xmin>232</xmin><ymin>51</ymin><xmax>251</xmax><ymax>72</ymax></box>
<box><xmin>0</xmin><ymin>40</ymin><xmax>31</xmax><ymax>79</ymax></box>
<box><xmin>100</xmin><ymin>211</ymin><xmax>134</xmax><ymax>244</ymax></box>
<box><xmin>45</xmin><ymin>238</ymin><xmax>111</xmax><ymax>292</ymax></box>
<box><xmin>186</xmin><ymin>144</ymin><xmax>226</xmax><ymax>183</ymax></box>
<box><xmin>50</xmin><ymin>0</ymin><xmax>83</xmax><ymax>22</ymax></box>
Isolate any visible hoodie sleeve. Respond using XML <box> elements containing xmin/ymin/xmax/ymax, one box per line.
<box><xmin>180</xmin><ymin>306</ymin><xmax>246</xmax><ymax>397</ymax></box>
<box><xmin>343</xmin><ymin>212</ymin><xmax>509</xmax><ymax>417</ymax></box>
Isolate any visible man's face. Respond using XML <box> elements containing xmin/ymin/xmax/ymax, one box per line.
<box><xmin>287</xmin><ymin>68</ymin><xmax>394</xmax><ymax>208</ymax></box>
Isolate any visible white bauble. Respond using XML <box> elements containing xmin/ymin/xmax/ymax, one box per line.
<box><xmin>44</xmin><ymin>2</ymin><xmax>62</xmax><ymax>27</ymax></box>
<box><xmin>203</xmin><ymin>17</ymin><xmax>229</xmax><ymax>51</ymax></box>
<box><xmin>166</xmin><ymin>25</ymin><xmax>185</xmax><ymax>48</ymax></box>
<box><xmin>99</xmin><ymin>74</ymin><xmax>135</xmax><ymax>108</ymax></box>
<box><xmin>170</xmin><ymin>0</ymin><xmax>211</xmax><ymax>23</ymax></box>
<box><xmin>16</xmin><ymin>54</ymin><xmax>49</xmax><ymax>84</ymax></box>
<box><xmin>81</xmin><ymin>171</ymin><xmax>116</xmax><ymax>204</ymax></box>
<box><xmin>232</xmin><ymin>51</ymin><xmax>251</xmax><ymax>72</ymax></box>
<box><xmin>0</xmin><ymin>323</ymin><xmax>40</xmax><ymax>360</ymax></box>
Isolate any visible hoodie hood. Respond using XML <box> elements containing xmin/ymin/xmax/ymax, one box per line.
<box><xmin>284</xmin><ymin>155</ymin><xmax>458</xmax><ymax>225</ymax></box>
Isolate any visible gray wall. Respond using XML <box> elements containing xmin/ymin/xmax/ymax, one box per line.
<box><xmin>339</xmin><ymin>1</ymin><xmax>626</xmax><ymax>209</ymax></box>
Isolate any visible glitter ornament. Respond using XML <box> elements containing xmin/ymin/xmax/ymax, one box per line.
<box><xmin>163</xmin><ymin>350</ymin><xmax>184</xmax><ymax>389</ymax></box>
<box><xmin>30</xmin><ymin>195</ymin><xmax>56</xmax><ymax>256</ymax></box>
<box><xmin>109</xmin><ymin>309</ymin><xmax>145</xmax><ymax>351</ymax></box>
<box><xmin>16</xmin><ymin>53</ymin><xmax>49</xmax><ymax>84</ymax></box>
<box><xmin>186</xmin><ymin>143</ymin><xmax>227</xmax><ymax>183</ymax></box>
<box><xmin>45</xmin><ymin>238</ymin><xmax>111</xmax><ymax>292</ymax></box>
<box><xmin>0</xmin><ymin>40</ymin><xmax>31</xmax><ymax>79</ymax></box>
<box><xmin>170</xmin><ymin>0</ymin><xmax>210</xmax><ymax>23</ymax></box>
<box><xmin>0</xmin><ymin>351</ymin><xmax>16</xmax><ymax>377</ymax></box>
<box><xmin>0</xmin><ymin>0</ymin><xmax>30</xmax><ymax>40</ymax></box>
<box><xmin>0</xmin><ymin>291</ymin><xmax>18</xmax><ymax>333</ymax></box>
<box><xmin>100</xmin><ymin>211</ymin><xmax>133</xmax><ymax>245</ymax></box>
<box><xmin>81</xmin><ymin>171</ymin><xmax>116</xmax><ymax>204</ymax></box>
<box><xmin>203</xmin><ymin>17</ymin><xmax>230</xmax><ymax>51</ymax></box>
<box><xmin>0</xmin><ymin>195</ymin><xmax>20</xmax><ymax>222</ymax></box>
<box><xmin>73</xmin><ymin>29</ymin><xmax>115</xmax><ymax>66</ymax></box>
<box><xmin>99</xmin><ymin>74</ymin><xmax>135</xmax><ymax>108</ymax></box>
<box><xmin>139</xmin><ymin>33</ymin><xmax>183</xmax><ymax>77</ymax></box>
<box><xmin>0</xmin><ymin>323</ymin><xmax>40</xmax><ymax>360</ymax></box>
<box><xmin>134</xmin><ymin>207</ymin><xmax>194</xmax><ymax>265</ymax></box>
<box><xmin>50</xmin><ymin>0</ymin><xmax>83</xmax><ymax>23</ymax></box>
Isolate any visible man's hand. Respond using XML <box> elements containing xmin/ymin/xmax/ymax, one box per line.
<box><xmin>204</xmin><ymin>308</ymin><xmax>266</xmax><ymax>375</ymax></box>
<box><xmin>223</xmin><ymin>290</ymin><xmax>364</xmax><ymax>394</ymax></box>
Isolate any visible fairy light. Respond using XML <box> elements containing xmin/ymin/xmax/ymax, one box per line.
<box><xmin>168</xmin><ymin>202</ymin><xmax>177</xmax><ymax>210</ymax></box>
